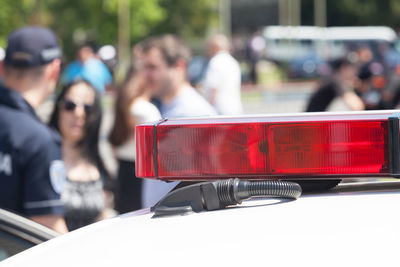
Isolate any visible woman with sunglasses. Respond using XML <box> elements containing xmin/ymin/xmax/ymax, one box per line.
<box><xmin>48</xmin><ymin>80</ymin><xmax>109</xmax><ymax>231</ymax></box>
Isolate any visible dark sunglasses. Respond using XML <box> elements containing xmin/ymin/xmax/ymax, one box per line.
<box><xmin>60</xmin><ymin>99</ymin><xmax>94</xmax><ymax>114</ymax></box>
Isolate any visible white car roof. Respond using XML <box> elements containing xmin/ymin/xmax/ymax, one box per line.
<box><xmin>3</xmin><ymin>181</ymin><xmax>400</xmax><ymax>267</ymax></box>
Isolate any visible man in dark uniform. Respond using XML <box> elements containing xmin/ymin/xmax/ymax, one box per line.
<box><xmin>0</xmin><ymin>26</ymin><xmax>68</xmax><ymax>233</ymax></box>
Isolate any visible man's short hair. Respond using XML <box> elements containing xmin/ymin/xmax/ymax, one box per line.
<box><xmin>141</xmin><ymin>34</ymin><xmax>191</xmax><ymax>67</ymax></box>
<box><xmin>330</xmin><ymin>58</ymin><xmax>353</xmax><ymax>72</ymax></box>
<box><xmin>208</xmin><ymin>34</ymin><xmax>230</xmax><ymax>51</ymax></box>
<box><xmin>4</xmin><ymin>65</ymin><xmax>46</xmax><ymax>81</ymax></box>
<box><xmin>77</xmin><ymin>41</ymin><xmax>99</xmax><ymax>54</ymax></box>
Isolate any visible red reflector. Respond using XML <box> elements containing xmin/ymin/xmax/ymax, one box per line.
<box><xmin>136</xmin><ymin>125</ymin><xmax>155</xmax><ymax>178</ymax></box>
<box><xmin>136</xmin><ymin>112</ymin><xmax>396</xmax><ymax>181</ymax></box>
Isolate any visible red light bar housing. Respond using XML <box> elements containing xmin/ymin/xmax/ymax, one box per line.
<box><xmin>136</xmin><ymin>111</ymin><xmax>400</xmax><ymax>181</ymax></box>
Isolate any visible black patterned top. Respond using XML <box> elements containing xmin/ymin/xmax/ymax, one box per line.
<box><xmin>62</xmin><ymin>178</ymin><xmax>104</xmax><ymax>231</ymax></box>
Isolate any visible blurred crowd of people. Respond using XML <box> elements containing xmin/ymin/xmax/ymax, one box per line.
<box><xmin>0</xmin><ymin>26</ymin><xmax>243</xmax><ymax>233</ymax></box>
<box><xmin>306</xmin><ymin>43</ymin><xmax>400</xmax><ymax>112</ymax></box>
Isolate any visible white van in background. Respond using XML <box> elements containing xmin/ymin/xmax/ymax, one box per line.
<box><xmin>262</xmin><ymin>26</ymin><xmax>399</xmax><ymax>78</ymax></box>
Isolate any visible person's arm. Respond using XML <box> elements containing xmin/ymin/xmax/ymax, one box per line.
<box><xmin>30</xmin><ymin>215</ymin><xmax>68</xmax><ymax>234</ymax></box>
<box><xmin>95</xmin><ymin>190</ymin><xmax>115</xmax><ymax>222</ymax></box>
<box><xmin>343</xmin><ymin>91</ymin><xmax>365</xmax><ymax>111</ymax></box>
<box><xmin>22</xmin><ymin>131</ymin><xmax>68</xmax><ymax>233</ymax></box>
<box><xmin>130</xmin><ymin>99</ymin><xmax>162</xmax><ymax>126</ymax></box>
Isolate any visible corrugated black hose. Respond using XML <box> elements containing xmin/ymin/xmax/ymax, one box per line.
<box><xmin>153</xmin><ymin>178</ymin><xmax>302</xmax><ymax>217</ymax></box>
<box><xmin>215</xmin><ymin>179</ymin><xmax>302</xmax><ymax>208</ymax></box>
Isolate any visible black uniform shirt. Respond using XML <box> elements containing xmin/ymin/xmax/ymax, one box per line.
<box><xmin>0</xmin><ymin>85</ymin><xmax>65</xmax><ymax>216</ymax></box>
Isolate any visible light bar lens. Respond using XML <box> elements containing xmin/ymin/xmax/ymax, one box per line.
<box><xmin>136</xmin><ymin>114</ymin><xmax>392</xmax><ymax>180</ymax></box>
<box><xmin>268</xmin><ymin>121</ymin><xmax>388</xmax><ymax>175</ymax></box>
<box><xmin>136</xmin><ymin>125</ymin><xmax>155</xmax><ymax>178</ymax></box>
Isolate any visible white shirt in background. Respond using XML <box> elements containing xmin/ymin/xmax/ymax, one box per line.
<box><xmin>115</xmin><ymin>98</ymin><xmax>161</xmax><ymax>162</ymax></box>
<box><xmin>160</xmin><ymin>85</ymin><xmax>217</xmax><ymax>118</ymax></box>
<box><xmin>204</xmin><ymin>51</ymin><xmax>243</xmax><ymax>115</ymax></box>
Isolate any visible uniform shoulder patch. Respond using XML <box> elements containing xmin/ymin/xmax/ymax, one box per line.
<box><xmin>0</xmin><ymin>152</ymin><xmax>12</xmax><ymax>176</ymax></box>
<box><xmin>49</xmin><ymin>160</ymin><xmax>66</xmax><ymax>194</ymax></box>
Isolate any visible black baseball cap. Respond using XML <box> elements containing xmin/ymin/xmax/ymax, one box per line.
<box><xmin>5</xmin><ymin>26</ymin><xmax>61</xmax><ymax>68</ymax></box>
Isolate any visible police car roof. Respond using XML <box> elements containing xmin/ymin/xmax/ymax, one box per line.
<box><xmin>3</xmin><ymin>181</ymin><xmax>400</xmax><ymax>267</ymax></box>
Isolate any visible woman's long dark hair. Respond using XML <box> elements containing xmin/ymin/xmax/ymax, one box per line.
<box><xmin>108</xmin><ymin>66</ymin><xmax>147</xmax><ymax>147</ymax></box>
<box><xmin>49</xmin><ymin>79</ymin><xmax>109</xmax><ymax>182</ymax></box>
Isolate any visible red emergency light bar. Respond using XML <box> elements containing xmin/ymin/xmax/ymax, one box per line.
<box><xmin>136</xmin><ymin>111</ymin><xmax>400</xmax><ymax>181</ymax></box>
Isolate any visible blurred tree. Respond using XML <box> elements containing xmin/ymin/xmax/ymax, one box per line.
<box><xmin>302</xmin><ymin>0</ymin><xmax>400</xmax><ymax>29</ymax></box>
<box><xmin>152</xmin><ymin>0</ymin><xmax>217</xmax><ymax>37</ymax></box>
<box><xmin>327</xmin><ymin>0</ymin><xmax>400</xmax><ymax>27</ymax></box>
<box><xmin>0</xmin><ymin>0</ymin><xmax>216</xmax><ymax>61</ymax></box>
<box><xmin>0</xmin><ymin>0</ymin><xmax>164</xmax><ymax>60</ymax></box>
<box><xmin>0</xmin><ymin>0</ymin><xmax>36</xmax><ymax>48</ymax></box>
<box><xmin>47</xmin><ymin>0</ymin><xmax>165</xmax><ymax>61</ymax></box>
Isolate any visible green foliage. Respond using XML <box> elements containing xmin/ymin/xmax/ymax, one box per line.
<box><xmin>302</xmin><ymin>0</ymin><xmax>400</xmax><ymax>28</ymax></box>
<box><xmin>0</xmin><ymin>0</ymin><xmax>33</xmax><ymax>47</ymax></box>
<box><xmin>45</xmin><ymin>0</ymin><xmax>165</xmax><ymax>59</ymax></box>
<box><xmin>129</xmin><ymin>0</ymin><xmax>166</xmax><ymax>40</ymax></box>
<box><xmin>0</xmin><ymin>0</ymin><xmax>216</xmax><ymax>60</ymax></box>
<box><xmin>151</xmin><ymin>0</ymin><xmax>217</xmax><ymax>38</ymax></box>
